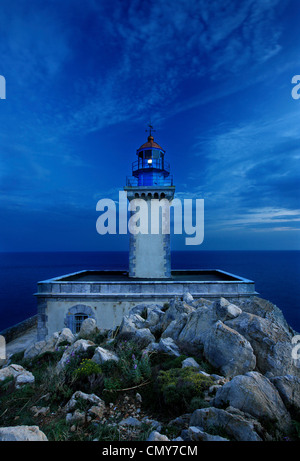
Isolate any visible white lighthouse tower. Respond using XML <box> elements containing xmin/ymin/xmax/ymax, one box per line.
<box><xmin>124</xmin><ymin>125</ymin><xmax>175</xmax><ymax>278</ymax></box>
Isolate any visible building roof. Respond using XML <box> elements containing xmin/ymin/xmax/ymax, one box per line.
<box><xmin>137</xmin><ymin>135</ymin><xmax>164</xmax><ymax>151</ymax></box>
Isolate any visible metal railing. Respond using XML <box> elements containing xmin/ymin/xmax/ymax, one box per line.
<box><xmin>126</xmin><ymin>176</ymin><xmax>174</xmax><ymax>187</ymax></box>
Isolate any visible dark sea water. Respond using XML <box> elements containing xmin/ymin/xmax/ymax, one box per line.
<box><xmin>0</xmin><ymin>251</ymin><xmax>299</xmax><ymax>333</ymax></box>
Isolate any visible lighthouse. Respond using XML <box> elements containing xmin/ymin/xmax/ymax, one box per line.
<box><xmin>36</xmin><ymin>126</ymin><xmax>256</xmax><ymax>340</ymax></box>
<box><xmin>124</xmin><ymin>125</ymin><xmax>175</xmax><ymax>279</ymax></box>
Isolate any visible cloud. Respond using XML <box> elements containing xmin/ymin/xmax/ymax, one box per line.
<box><xmin>186</xmin><ymin>110</ymin><xmax>300</xmax><ymax>232</ymax></box>
<box><xmin>55</xmin><ymin>0</ymin><xmax>289</xmax><ymax>133</ymax></box>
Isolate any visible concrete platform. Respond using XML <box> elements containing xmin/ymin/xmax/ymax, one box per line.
<box><xmin>35</xmin><ymin>269</ymin><xmax>256</xmax><ymax>340</ymax></box>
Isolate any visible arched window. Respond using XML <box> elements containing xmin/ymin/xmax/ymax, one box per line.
<box><xmin>74</xmin><ymin>313</ymin><xmax>89</xmax><ymax>333</ymax></box>
<box><xmin>64</xmin><ymin>304</ymin><xmax>96</xmax><ymax>334</ymax></box>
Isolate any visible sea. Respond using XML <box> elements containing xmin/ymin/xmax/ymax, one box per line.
<box><xmin>0</xmin><ymin>251</ymin><xmax>299</xmax><ymax>333</ymax></box>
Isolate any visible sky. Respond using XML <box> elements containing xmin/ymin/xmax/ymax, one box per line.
<box><xmin>0</xmin><ymin>0</ymin><xmax>300</xmax><ymax>251</ymax></box>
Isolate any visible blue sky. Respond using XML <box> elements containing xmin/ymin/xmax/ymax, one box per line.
<box><xmin>0</xmin><ymin>0</ymin><xmax>300</xmax><ymax>251</ymax></box>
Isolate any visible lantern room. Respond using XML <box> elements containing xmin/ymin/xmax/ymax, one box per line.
<box><xmin>126</xmin><ymin>128</ymin><xmax>173</xmax><ymax>187</ymax></box>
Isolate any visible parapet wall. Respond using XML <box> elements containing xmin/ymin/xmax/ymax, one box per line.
<box><xmin>0</xmin><ymin>315</ymin><xmax>38</xmax><ymax>344</ymax></box>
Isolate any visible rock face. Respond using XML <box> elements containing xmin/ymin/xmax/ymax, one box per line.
<box><xmin>270</xmin><ymin>375</ymin><xmax>300</xmax><ymax>418</ymax></box>
<box><xmin>226</xmin><ymin>312</ymin><xmax>299</xmax><ymax>378</ymax></box>
<box><xmin>240</xmin><ymin>297</ymin><xmax>292</xmax><ymax>332</ymax></box>
<box><xmin>203</xmin><ymin>321</ymin><xmax>256</xmax><ymax>378</ymax></box>
<box><xmin>213</xmin><ymin>371</ymin><xmax>292</xmax><ymax>432</ymax></box>
<box><xmin>2</xmin><ymin>294</ymin><xmax>298</xmax><ymax>442</ymax></box>
<box><xmin>189</xmin><ymin>407</ymin><xmax>263</xmax><ymax>441</ymax></box>
<box><xmin>0</xmin><ymin>425</ymin><xmax>48</xmax><ymax>441</ymax></box>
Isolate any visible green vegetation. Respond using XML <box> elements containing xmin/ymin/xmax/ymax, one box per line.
<box><xmin>158</xmin><ymin>367</ymin><xmax>214</xmax><ymax>412</ymax></box>
<box><xmin>0</xmin><ymin>333</ymin><xmax>217</xmax><ymax>441</ymax></box>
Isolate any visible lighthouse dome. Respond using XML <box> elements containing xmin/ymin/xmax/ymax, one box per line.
<box><xmin>137</xmin><ymin>135</ymin><xmax>164</xmax><ymax>152</ymax></box>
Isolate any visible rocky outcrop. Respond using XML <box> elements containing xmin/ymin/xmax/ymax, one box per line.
<box><xmin>226</xmin><ymin>312</ymin><xmax>299</xmax><ymax>377</ymax></box>
<box><xmin>24</xmin><ymin>328</ymin><xmax>75</xmax><ymax>360</ymax></box>
<box><xmin>189</xmin><ymin>406</ymin><xmax>263</xmax><ymax>441</ymax></box>
<box><xmin>239</xmin><ymin>297</ymin><xmax>292</xmax><ymax>333</ymax></box>
<box><xmin>213</xmin><ymin>371</ymin><xmax>292</xmax><ymax>432</ymax></box>
<box><xmin>1</xmin><ymin>293</ymin><xmax>299</xmax><ymax>442</ymax></box>
<box><xmin>203</xmin><ymin>320</ymin><xmax>256</xmax><ymax>378</ymax></box>
<box><xmin>64</xmin><ymin>390</ymin><xmax>106</xmax><ymax>425</ymax></box>
<box><xmin>118</xmin><ymin>314</ymin><xmax>155</xmax><ymax>346</ymax></box>
<box><xmin>270</xmin><ymin>375</ymin><xmax>300</xmax><ymax>418</ymax></box>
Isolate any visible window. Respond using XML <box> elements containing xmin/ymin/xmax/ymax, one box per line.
<box><xmin>74</xmin><ymin>313</ymin><xmax>88</xmax><ymax>333</ymax></box>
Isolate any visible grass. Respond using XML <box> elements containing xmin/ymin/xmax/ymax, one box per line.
<box><xmin>0</xmin><ymin>333</ymin><xmax>218</xmax><ymax>441</ymax></box>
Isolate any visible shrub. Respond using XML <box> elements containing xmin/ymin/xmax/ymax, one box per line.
<box><xmin>158</xmin><ymin>367</ymin><xmax>214</xmax><ymax>413</ymax></box>
<box><xmin>73</xmin><ymin>359</ymin><xmax>102</xmax><ymax>378</ymax></box>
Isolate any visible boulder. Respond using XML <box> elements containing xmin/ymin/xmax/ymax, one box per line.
<box><xmin>191</xmin><ymin>298</ymin><xmax>214</xmax><ymax>309</ymax></box>
<box><xmin>56</xmin><ymin>328</ymin><xmax>75</xmax><ymax>346</ymax></box>
<box><xmin>189</xmin><ymin>407</ymin><xmax>263</xmax><ymax>441</ymax></box>
<box><xmin>79</xmin><ymin>318</ymin><xmax>98</xmax><ymax>338</ymax></box>
<box><xmin>239</xmin><ymin>297</ymin><xmax>292</xmax><ymax>333</ymax></box>
<box><xmin>88</xmin><ymin>405</ymin><xmax>106</xmax><ymax>419</ymax></box>
<box><xmin>24</xmin><ymin>328</ymin><xmax>75</xmax><ymax>359</ymax></box>
<box><xmin>144</xmin><ymin>307</ymin><xmax>166</xmax><ymax>335</ymax></box>
<box><xmin>182</xmin><ymin>357</ymin><xmax>201</xmax><ymax>369</ymax></box>
<box><xmin>182</xmin><ymin>292</ymin><xmax>194</xmax><ymax>304</ymax></box>
<box><xmin>270</xmin><ymin>375</ymin><xmax>300</xmax><ymax>418</ymax></box>
<box><xmin>187</xmin><ymin>426</ymin><xmax>229</xmax><ymax>441</ymax></box>
<box><xmin>56</xmin><ymin>339</ymin><xmax>95</xmax><ymax>371</ymax></box>
<box><xmin>161</xmin><ymin>314</ymin><xmax>189</xmax><ymax>342</ymax></box>
<box><xmin>66</xmin><ymin>409</ymin><xmax>86</xmax><ymax>425</ymax></box>
<box><xmin>144</xmin><ymin>337</ymin><xmax>181</xmax><ymax>357</ymax></box>
<box><xmin>119</xmin><ymin>417</ymin><xmax>142</xmax><ymax>427</ymax></box>
<box><xmin>215</xmin><ymin>297</ymin><xmax>242</xmax><ymax>321</ymax></box>
<box><xmin>226</xmin><ymin>312</ymin><xmax>299</xmax><ymax>377</ymax></box>
<box><xmin>64</xmin><ymin>390</ymin><xmax>105</xmax><ymax>414</ymax></box>
<box><xmin>160</xmin><ymin>298</ymin><xmax>196</xmax><ymax>331</ymax></box>
<box><xmin>147</xmin><ymin>431</ymin><xmax>170</xmax><ymax>441</ymax></box>
<box><xmin>0</xmin><ymin>364</ymin><xmax>35</xmax><ymax>388</ymax></box>
<box><xmin>175</xmin><ymin>304</ymin><xmax>216</xmax><ymax>354</ymax></box>
<box><xmin>0</xmin><ymin>425</ymin><xmax>48</xmax><ymax>441</ymax></box>
<box><xmin>213</xmin><ymin>371</ymin><xmax>292</xmax><ymax>433</ymax></box>
<box><xmin>92</xmin><ymin>347</ymin><xmax>119</xmax><ymax>365</ymax></box>
<box><xmin>24</xmin><ymin>334</ymin><xmax>59</xmax><ymax>359</ymax></box>
<box><xmin>129</xmin><ymin>303</ymin><xmax>162</xmax><ymax>317</ymax></box>
<box><xmin>118</xmin><ymin>315</ymin><xmax>155</xmax><ymax>346</ymax></box>
<box><xmin>203</xmin><ymin>320</ymin><xmax>256</xmax><ymax>378</ymax></box>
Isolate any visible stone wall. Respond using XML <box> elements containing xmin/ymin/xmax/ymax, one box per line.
<box><xmin>0</xmin><ymin>315</ymin><xmax>38</xmax><ymax>344</ymax></box>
